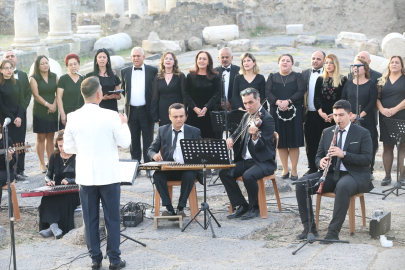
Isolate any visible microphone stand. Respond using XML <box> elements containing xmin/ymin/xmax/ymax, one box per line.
<box><xmin>3</xmin><ymin>125</ymin><xmax>17</xmax><ymax>269</ymax></box>
<box><xmin>351</xmin><ymin>65</ymin><xmax>363</xmax><ymax>126</ymax></box>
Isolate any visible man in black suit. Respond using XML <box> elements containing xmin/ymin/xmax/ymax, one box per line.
<box><xmin>3</xmin><ymin>50</ymin><xmax>31</xmax><ymax>179</ymax></box>
<box><xmin>147</xmin><ymin>103</ymin><xmax>201</xmax><ymax>216</ymax></box>
<box><xmin>302</xmin><ymin>50</ymin><xmax>325</xmax><ymax>176</ymax></box>
<box><xmin>121</xmin><ymin>47</ymin><xmax>158</xmax><ymax>177</ymax></box>
<box><xmin>219</xmin><ymin>88</ymin><xmax>276</xmax><ymax>220</ymax></box>
<box><xmin>295</xmin><ymin>100</ymin><xmax>373</xmax><ymax>243</ymax></box>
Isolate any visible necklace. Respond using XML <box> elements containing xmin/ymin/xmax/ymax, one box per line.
<box><xmin>280</xmin><ymin>72</ymin><xmax>291</xmax><ymax>87</ymax></box>
<box><xmin>61</xmin><ymin>155</ymin><xmax>71</xmax><ymax>166</ymax></box>
<box><xmin>165</xmin><ymin>72</ymin><xmax>173</xmax><ymax>74</ymax></box>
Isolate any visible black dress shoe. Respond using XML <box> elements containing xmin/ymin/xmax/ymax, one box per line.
<box><xmin>320</xmin><ymin>233</ymin><xmax>339</xmax><ymax>244</ymax></box>
<box><xmin>290</xmin><ymin>175</ymin><xmax>299</xmax><ymax>181</ymax></box>
<box><xmin>241</xmin><ymin>208</ymin><xmax>260</xmax><ymax>220</ymax></box>
<box><xmin>381</xmin><ymin>177</ymin><xmax>392</xmax><ymax>186</ymax></box>
<box><xmin>303</xmin><ymin>169</ymin><xmax>317</xmax><ymax>176</ymax></box>
<box><xmin>281</xmin><ymin>172</ymin><xmax>290</xmax><ymax>179</ymax></box>
<box><xmin>227</xmin><ymin>205</ymin><xmax>248</xmax><ymax>219</ymax></box>
<box><xmin>177</xmin><ymin>210</ymin><xmax>186</xmax><ymax>217</ymax></box>
<box><xmin>18</xmin><ymin>171</ymin><xmax>28</xmax><ymax>178</ymax></box>
<box><xmin>109</xmin><ymin>259</ymin><xmax>126</xmax><ymax>270</ymax></box>
<box><xmin>296</xmin><ymin>227</ymin><xmax>319</xmax><ymax>240</ymax></box>
<box><xmin>162</xmin><ymin>210</ymin><xmax>175</xmax><ymax>216</ymax></box>
<box><xmin>91</xmin><ymin>261</ymin><xmax>102</xmax><ymax>269</ymax></box>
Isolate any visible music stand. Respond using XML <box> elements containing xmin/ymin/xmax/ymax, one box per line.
<box><xmin>382</xmin><ymin>118</ymin><xmax>405</xmax><ymax>199</ymax></box>
<box><xmin>181</xmin><ymin>139</ymin><xmax>231</xmax><ymax>237</ymax></box>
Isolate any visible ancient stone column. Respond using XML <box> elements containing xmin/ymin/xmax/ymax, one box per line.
<box><xmin>148</xmin><ymin>0</ymin><xmax>166</xmax><ymax>15</ymax></box>
<box><xmin>105</xmin><ymin>0</ymin><xmax>124</xmax><ymax>17</ymax></box>
<box><xmin>46</xmin><ymin>0</ymin><xmax>74</xmax><ymax>43</ymax></box>
<box><xmin>12</xmin><ymin>0</ymin><xmax>42</xmax><ymax>50</ymax></box>
<box><xmin>166</xmin><ymin>0</ymin><xmax>177</xmax><ymax>11</ymax></box>
<box><xmin>128</xmin><ymin>0</ymin><xmax>147</xmax><ymax>17</ymax></box>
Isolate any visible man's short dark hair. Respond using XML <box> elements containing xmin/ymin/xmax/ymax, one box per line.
<box><xmin>168</xmin><ymin>103</ymin><xmax>185</xmax><ymax>115</ymax></box>
<box><xmin>240</xmin><ymin>88</ymin><xmax>260</xmax><ymax>99</ymax></box>
<box><xmin>333</xmin><ymin>100</ymin><xmax>351</xmax><ymax>114</ymax></box>
<box><xmin>81</xmin><ymin>76</ymin><xmax>100</xmax><ymax>99</ymax></box>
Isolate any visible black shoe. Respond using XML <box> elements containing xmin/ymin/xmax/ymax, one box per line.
<box><xmin>281</xmin><ymin>172</ymin><xmax>290</xmax><ymax>179</ymax></box>
<box><xmin>303</xmin><ymin>169</ymin><xmax>317</xmax><ymax>176</ymax></box>
<box><xmin>381</xmin><ymin>177</ymin><xmax>392</xmax><ymax>186</ymax></box>
<box><xmin>290</xmin><ymin>175</ymin><xmax>298</xmax><ymax>181</ymax></box>
<box><xmin>15</xmin><ymin>174</ymin><xmax>25</xmax><ymax>181</ymax></box>
<box><xmin>91</xmin><ymin>261</ymin><xmax>102</xmax><ymax>269</ymax></box>
<box><xmin>227</xmin><ymin>205</ymin><xmax>248</xmax><ymax>219</ymax></box>
<box><xmin>18</xmin><ymin>171</ymin><xmax>28</xmax><ymax>178</ymax></box>
<box><xmin>370</xmin><ymin>173</ymin><xmax>375</xmax><ymax>181</ymax></box>
<box><xmin>320</xmin><ymin>233</ymin><xmax>339</xmax><ymax>245</ymax></box>
<box><xmin>176</xmin><ymin>210</ymin><xmax>186</xmax><ymax>217</ymax></box>
<box><xmin>162</xmin><ymin>210</ymin><xmax>175</xmax><ymax>216</ymax></box>
<box><xmin>109</xmin><ymin>259</ymin><xmax>126</xmax><ymax>270</ymax></box>
<box><xmin>241</xmin><ymin>208</ymin><xmax>260</xmax><ymax>220</ymax></box>
<box><xmin>296</xmin><ymin>227</ymin><xmax>319</xmax><ymax>240</ymax></box>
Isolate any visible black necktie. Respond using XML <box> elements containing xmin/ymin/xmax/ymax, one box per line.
<box><xmin>172</xmin><ymin>129</ymin><xmax>182</xmax><ymax>157</ymax></box>
<box><xmin>334</xmin><ymin>129</ymin><xmax>346</xmax><ymax>181</ymax></box>
<box><xmin>222</xmin><ymin>67</ymin><xmax>230</xmax><ymax>72</ymax></box>
<box><xmin>134</xmin><ymin>67</ymin><xmax>142</xmax><ymax>71</ymax></box>
<box><xmin>313</xmin><ymin>69</ymin><xmax>320</xmax><ymax>73</ymax></box>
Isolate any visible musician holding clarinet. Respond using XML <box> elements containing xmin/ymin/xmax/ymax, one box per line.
<box><xmin>295</xmin><ymin>100</ymin><xmax>373</xmax><ymax>243</ymax></box>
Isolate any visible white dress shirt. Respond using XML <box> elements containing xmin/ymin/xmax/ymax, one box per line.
<box><xmin>308</xmin><ymin>67</ymin><xmax>323</xmax><ymax>111</ymax></box>
<box><xmin>13</xmin><ymin>69</ymin><xmax>19</xmax><ymax>80</ymax></box>
<box><xmin>222</xmin><ymin>64</ymin><xmax>231</xmax><ymax>101</ymax></box>
<box><xmin>243</xmin><ymin>135</ymin><xmax>258</xmax><ymax>160</ymax></box>
<box><xmin>172</xmin><ymin>125</ymin><xmax>185</xmax><ymax>164</ymax></box>
<box><xmin>337</xmin><ymin>121</ymin><xmax>351</xmax><ymax>171</ymax></box>
<box><xmin>130</xmin><ymin>64</ymin><xmax>146</xmax><ymax>106</ymax></box>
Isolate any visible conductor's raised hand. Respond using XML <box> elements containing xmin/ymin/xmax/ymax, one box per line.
<box><xmin>226</xmin><ymin>138</ymin><xmax>234</xmax><ymax>150</ymax></box>
<box><xmin>119</xmin><ymin>113</ymin><xmax>128</xmax><ymax>124</ymax></box>
<box><xmin>153</xmin><ymin>152</ymin><xmax>163</xmax><ymax>161</ymax></box>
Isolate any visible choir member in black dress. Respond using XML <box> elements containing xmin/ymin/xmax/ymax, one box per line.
<box><xmin>342</xmin><ymin>58</ymin><xmax>378</xmax><ymax>177</ymax></box>
<box><xmin>0</xmin><ymin>60</ymin><xmax>25</xmax><ymax>172</ymax></box>
<box><xmin>376</xmin><ymin>56</ymin><xmax>405</xmax><ymax>186</ymax></box>
<box><xmin>266</xmin><ymin>54</ymin><xmax>305</xmax><ymax>180</ymax></box>
<box><xmin>232</xmin><ymin>52</ymin><xmax>267</xmax><ymax>111</ymax></box>
<box><xmin>314</xmin><ymin>54</ymin><xmax>347</xmax><ymax>131</ymax></box>
<box><xmin>151</xmin><ymin>52</ymin><xmax>186</xmax><ymax>126</ymax></box>
<box><xmin>57</xmin><ymin>54</ymin><xmax>84</xmax><ymax>130</ymax></box>
<box><xmin>38</xmin><ymin>129</ymin><xmax>80</xmax><ymax>239</ymax></box>
<box><xmin>184</xmin><ymin>51</ymin><xmax>220</xmax><ymax>138</ymax></box>
<box><xmin>30</xmin><ymin>55</ymin><xmax>59</xmax><ymax>172</ymax></box>
<box><xmin>3</xmin><ymin>50</ymin><xmax>31</xmax><ymax>179</ymax></box>
<box><xmin>0</xmin><ymin>121</ymin><xmax>15</xmax><ymax>201</ymax></box>
<box><xmin>86</xmin><ymin>48</ymin><xmax>121</xmax><ymax>112</ymax></box>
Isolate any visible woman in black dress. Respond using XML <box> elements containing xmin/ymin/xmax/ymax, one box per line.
<box><xmin>376</xmin><ymin>55</ymin><xmax>405</xmax><ymax>186</ymax></box>
<box><xmin>342</xmin><ymin>58</ymin><xmax>378</xmax><ymax>177</ymax></box>
<box><xmin>86</xmin><ymin>48</ymin><xmax>121</xmax><ymax>112</ymax></box>
<box><xmin>314</xmin><ymin>54</ymin><xmax>347</xmax><ymax>131</ymax></box>
<box><xmin>0</xmin><ymin>121</ymin><xmax>15</xmax><ymax>201</ymax></box>
<box><xmin>266</xmin><ymin>54</ymin><xmax>305</xmax><ymax>180</ymax></box>
<box><xmin>30</xmin><ymin>55</ymin><xmax>59</xmax><ymax>172</ymax></box>
<box><xmin>151</xmin><ymin>52</ymin><xmax>186</xmax><ymax>126</ymax></box>
<box><xmin>184</xmin><ymin>51</ymin><xmax>220</xmax><ymax>138</ymax></box>
<box><xmin>56</xmin><ymin>53</ymin><xmax>84</xmax><ymax>130</ymax></box>
<box><xmin>232</xmin><ymin>53</ymin><xmax>267</xmax><ymax>111</ymax></box>
<box><xmin>38</xmin><ymin>129</ymin><xmax>80</xmax><ymax>239</ymax></box>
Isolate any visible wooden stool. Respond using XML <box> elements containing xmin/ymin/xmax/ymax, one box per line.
<box><xmin>2</xmin><ymin>181</ymin><xmax>21</xmax><ymax>221</ymax></box>
<box><xmin>154</xmin><ymin>215</ymin><xmax>183</xmax><ymax>229</ymax></box>
<box><xmin>228</xmin><ymin>175</ymin><xmax>282</xmax><ymax>219</ymax></box>
<box><xmin>315</xmin><ymin>192</ymin><xmax>366</xmax><ymax>235</ymax></box>
<box><xmin>154</xmin><ymin>179</ymin><xmax>198</xmax><ymax>219</ymax></box>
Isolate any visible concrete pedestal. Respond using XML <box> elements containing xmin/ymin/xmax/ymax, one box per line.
<box><xmin>46</xmin><ymin>0</ymin><xmax>74</xmax><ymax>44</ymax></box>
<box><xmin>129</xmin><ymin>0</ymin><xmax>147</xmax><ymax>17</ymax></box>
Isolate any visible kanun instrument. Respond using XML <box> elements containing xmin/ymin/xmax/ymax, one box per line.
<box><xmin>22</xmin><ymin>184</ymin><xmax>78</xmax><ymax>198</ymax></box>
<box><xmin>138</xmin><ymin>161</ymin><xmax>236</xmax><ymax>171</ymax></box>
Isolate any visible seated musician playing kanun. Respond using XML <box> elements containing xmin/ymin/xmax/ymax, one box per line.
<box><xmin>295</xmin><ymin>100</ymin><xmax>374</xmax><ymax>243</ymax></box>
<box><xmin>147</xmin><ymin>103</ymin><xmax>201</xmax><ymax>216</ymax></box>
<box><xmin>38</xmin><ymin>129</ymin><xmax>80</xmax><ymax>239</ymax></box>
<box><xmin>219</xmin><ymin>88</ymin><xmax>276</xmax><ymax>220</ymax></box>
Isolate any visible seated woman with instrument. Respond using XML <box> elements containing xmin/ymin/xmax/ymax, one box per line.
<box><xmin>0</xmin><ymin>119</ymin><xmax>16</xmax><ymax>202</ymax></box>
<box><xmin>38</xmin><ymin>129</ymin><xmax>80</xmax><ymax>239</ymax></box>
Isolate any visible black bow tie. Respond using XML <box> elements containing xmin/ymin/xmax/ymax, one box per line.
<box><xmin>312</xmin><ymin>69</ymin><xmax>321</xmax><ymax>73</ymax></box>
<box><xmin>134</xmin><ymin>67</ymin><xmax>142</xmax><ymax>71</ymax></box>
<box><xmin>222</xmin><ymin>67</ymin><xmax>230</xmax><ymax>72</ymax></box>
<box><xmin>14</xmin><ymin>70</ymin><xmax>18</xmax><ymax>74</ymax></box>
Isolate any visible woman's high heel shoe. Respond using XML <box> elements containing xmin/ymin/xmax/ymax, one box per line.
<box><xmin>281</xmin><ymin>172</ymin><xmax>290</xmax><ymax>179</ymax></box>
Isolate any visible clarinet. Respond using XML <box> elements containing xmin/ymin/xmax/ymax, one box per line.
<box><xmin>316</xmin><ymin>123</ymin><xmax>340</xmax><ymax>194</ymax></box>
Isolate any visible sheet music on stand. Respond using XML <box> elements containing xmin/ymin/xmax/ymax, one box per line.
<box><xmin>181</xmin><ymin>139</ymin><xmax>231</xmax><ymax>165</ymax></box>
<box><xmin>119</xmin><ymin>159</ymin><xmax>139</xmax><ymax>185</ymax></box>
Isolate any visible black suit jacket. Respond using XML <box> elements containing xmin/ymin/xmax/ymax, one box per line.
<box><xmin>16</xmin><ymin>70</ymin><xmax>31</xmax><ymax>110</ymax></box>
<box><xmin>214</xmin><ymin>64</ymin><xmax>240</xmax><ymax>106</ymax></box>
<box><xmin>315</xmin><ymin>124</ymin><xmax>374</xmax><ymax>193</ymax></box>
<box><xmin>121</xmin><ymin>64</ymin><xmax>158</xmax><ymax>120</ymax></box>
<box><xmin>231</xmin><ymin>107</ymin><xmax>276</xmax><ymax>176</ymax></box>
<box><xmin>147</xmin><ymin>124</ymin><xmax>201</xmax><ymax>161</ymax></box>
<box><xmin>302</xmin><ymin>68</ymin><xmax>312</xmax><ymax>123</ymax></box>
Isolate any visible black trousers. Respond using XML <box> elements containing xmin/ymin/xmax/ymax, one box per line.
<box><xmin>219</xmin><ymin>159</ymin><xmax>266</xmax><ymax>210</ymax></box>
<box><xmin>8</xmin><ymin>114</ymin><xmax>26</xmax><ymax>173</ymax></box>
<box><xmin>128</xmin><ymin>106</ymin><xmax>154</xmax><ymax>163</ymax></box>
<box><xmin>79</xmin><ymin>183</ymin><xmax>121</xmax><ymax>264</ymax></box>
<box><xmin>304</xmin><ymin>111</ymin><xmax>322</xmax><ymax>171</ymax></box>
<box><xmin>295</xmin><ymin>171</ymin><xmax>359</xmax><ymax>236</ymax></box>
<box><xmin>153</xmin><ymin>170</ymin><xmax>197</xmax><ymax>208</ymax></box>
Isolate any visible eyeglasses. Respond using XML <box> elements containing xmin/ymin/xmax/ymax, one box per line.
<box><xmin>1</xmin><ymin>67</ymin><xmax>13</xmax><ymax>71</ymax></box>
<box><xmin>325</xmin><ymin>61</ymin><xmax>334</xmax><ymax>65</ymax></box>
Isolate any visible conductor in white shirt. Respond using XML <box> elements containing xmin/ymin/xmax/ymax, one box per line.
<box><xmin>64</xmin><ymin>76</ymin><xmax>131</xmax><ymax>270</ymax></box>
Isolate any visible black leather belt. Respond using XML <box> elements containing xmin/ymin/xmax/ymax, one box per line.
<box><xmin>130</xmin><ymin>105</ymin><xmax>146</xmax><ymax>109</ymax></box>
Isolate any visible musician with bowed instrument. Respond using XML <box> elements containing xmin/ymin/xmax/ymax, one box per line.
<box><xmin>219</xmin><ymin>88</ymin><xmax>276</xmax><ymax>220</ymax></box>
<box><xmin>294</xmin><ymin>100</ymin><xmax>373</xmax><ymax>243</ymax></box>
<box><xmin>38</xmin><ymin>129</ymin><xmax>80</xmax><ymax>239</ymax></box>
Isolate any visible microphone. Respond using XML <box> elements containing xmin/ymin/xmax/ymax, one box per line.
<box><xmin>3</xmin><ymin>118</ymin><xmax>11</xmax><ymax>127</ymax></box>
<box><xmin>315</xmin><ymin>176</ymin><xmax>326</xmax><ymax>187</ymax></box>
<box><xmin>351</xmin><ymin>64</ymin><xmax>365</xmax><ymax>67</ymax></box>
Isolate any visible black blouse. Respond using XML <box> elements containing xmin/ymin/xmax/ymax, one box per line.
<box><xmin>314</xmin><ymin>75</ymin><xmax>348</xmax><ymax>114</ymax></box>
<box><xmin>0</xmin><ymin>79</ymin><xmax>24</xmax><ymax>121</ymax></box>
<box><xmin>86</xmin><ymin>72</ymin><xmax>121</xmax><ymax>112</ymax></box>
<box><xmin>266</xmin><ymin>71</ymin><xmax>306</xmax><ymax>104</ymax></box>
<box><xmin>231</xmin><ymin>74</ymin><xmax>267</xmax><ymax>110</ymax></box>
<box><xmin>46</xmin><ymin>153</ymin><xmax>76</xmax><ymax>186</ymax></box>
<box><xmin>57</xmin><ymin>74</ymin><xmax>85</xmax><ymax>114</ymax></box>
<box><xmin>184</xmin><ymin>73</ymin><xmax>221</xmax><ymax>111</ymax></box>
